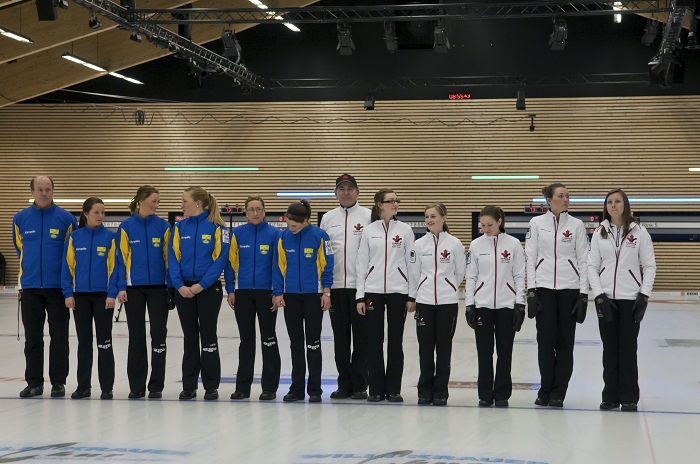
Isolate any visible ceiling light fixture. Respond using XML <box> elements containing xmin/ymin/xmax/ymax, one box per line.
<box><xmin>549</xmin><ymin>18</ymin><xmax>567</xmax><ymax>51</ymax></box>
<box><xmin>641</xmin><ymin>19</ymin><xmax>660</xmax><ymax>46</ymax></box>
<box><xmin>434</xmin><ymin>20</ymin><xmax>450</xmax><ymax>53</ymax></box>
<box><xmin>472</xmin><ymin>175</ymin><xmax>539</xmax><ymax>180</ymax></box>
<box><xmin>613</xmin><ymin>1</ymin><xmax>622</xmax><ymax>23</ymax></box>
<box><xmin>88</xmin><ymin>13</ymin><xmax>101</xmax><ymax>29</ymax></box>
<box><xmin>276</xmin><ymin>192</ymin><xmax>336</xmax><ymax>197</ymax></box>
<box><xmin>337</xmin><ymin>24</ymin><xmax>355</xmax><ymax>55</ymax></box>
<box><xmin>0</xmin><ymin>26</ymin><xmax>33</xmax><ymax>43</ymax></box>
<box><xmin>109</xmin><ymin>72</ymin><xmax>144</xmax><ymax>84</ymax></box>
<box><xmin>532</xmin><ymin>197</ymin><xmax>700</xmax><ymax>204</ymax></box>
<box><xmin>61</xmin><ymin>53</ymin><xmax>107</xmax><ymax>72</ymax></box>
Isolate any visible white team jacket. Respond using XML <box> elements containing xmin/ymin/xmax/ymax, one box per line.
<box><xmin>356</xmin><ymin>219</ymin><xmax>415</xmax><ymax>299</ymax></box>
<box><xmin>525</xmin><ymin>211</ymin><xmax>589</xmax><ymax>293</ymax></box>
<box><xmin>465</xmin><ymin>232</ymin><xmax>526</xmax><ymax>309</ymax></box>
<box><xmin>320</xmin><ymin>203</ymin><xmax>372</xmax><ymax>289</ymax></box>
<box><xmin>408</xmin><ymin>231</ymin><xmax>466</xmax><ymax>305</ymax></box>
<box><xmin>588</xmin><ymin>220</ymin><xmax>656</xmax><ymax>300</ymax></box>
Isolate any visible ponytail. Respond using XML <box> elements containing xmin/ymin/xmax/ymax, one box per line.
<box><xmin>371</xmin><ymin>189</ymin><xmax>395</xmax><ymax>222</ymax></box>
<box><xmin>79</xmin><ymin>197</ymin><xmax>104</xmax><ymax>229</ymax></box>
<box><xmin>184</xmin><ymin>187</ymin><xmax>225</xmax><ymax>226</ymax></box>
<box><xmin>425</xmin><ymin>202</ymin><xmax>449</xmax><ymax>233</ymax></box>
<box><xmin>542</xmin><ymin>183</ymin><xmax>566</xmax><ymax>207</ymax></box>
<box><xmin>129</xmin><ymin>185</ymin><xmax>159</xmax><ymax>214</ymax></box>
<box><xmin>480</xmin><ymin>205</ymin><xmax>506</xmax><ymax>233</ymax></box>
<box><xmin>286</xmin><ymin>199</ymin><xmax>312</xmax><ymax>223</ymax></box>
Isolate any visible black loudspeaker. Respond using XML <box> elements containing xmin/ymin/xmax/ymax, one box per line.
<box><xmin>35</xmin><ymin>0</ymin><xmax>58</xmax><ymax>21</ymax></box>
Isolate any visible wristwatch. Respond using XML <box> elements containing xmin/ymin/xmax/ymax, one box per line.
<box><xmin>323</xmin><ymin>292</ymin><xmax>331</xmax><ymax>297</ymax></box>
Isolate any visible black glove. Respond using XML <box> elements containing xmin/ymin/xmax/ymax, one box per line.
<box><xmin>167</xmin><ymin>287</ymin><xmax>176</xmax><ymax>310</ymax></box>
<box><xmin>572</xmin><ymin>293</ymin><xmax>588</xmax><ymax>324</ymax></box>
<box><xmin>595</xmin><ymin>294</ymin><xmax>617</xmax><ymax>323</ymax></box>
<box><xmin>465</xmin><ymin>305</ymin><xmax>477</xmax><ymax>330</ymax></box>
<box><xmin>527</xmin><ymin>288</ymin><xmax>542</xmax><ymax>319</ymax></box>
<box><xmin>513</xmin><ymin>303</ymin><xmax>526</xmax><ymax>332</ymax></box>
<box><xmin>632</xmin><ymin>293</ymin><xmax>649</xmax><ymax>323</ymax></box>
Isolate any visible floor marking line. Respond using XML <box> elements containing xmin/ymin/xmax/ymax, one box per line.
<box><xmin>640</xmin><ymin>397</ymin><xmax>658</xmax><ymax>464</ymax></box>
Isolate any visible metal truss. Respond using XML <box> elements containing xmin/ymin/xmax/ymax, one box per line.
<box><xmin>125</xmin><ymin>1</ymin><xmax>675</xmax><ymax>25</ymax></box>
<box><xmin>649</xmin><ymin>0</ymin><xmax>689</xmax><ymax>73</ymax></box>
<box><xmin>267</xmin><ymin>73</ymin><xmax>651</xmax><ymax>90</ymax></box>
<box><xmin>70</xmin><ymin>0</ymin><xmax>263</xmax><ymax>89</ymax></box>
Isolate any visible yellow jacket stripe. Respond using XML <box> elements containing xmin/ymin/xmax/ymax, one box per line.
<box><xmin>119</xmin><ymin>229</ymin><xmax>132</xmax><ymax>285</ymax></box>
<box><xmin>211</xmin><ymin>228</ymin><xmax>222</xmax><ymax>261</ymax></box>
<box><xmin>14</xmin><ymin>224</ymin><xmax>23</xmax><ymax>285</ymax></box>
<box><xmin>316</xmin><ymin>238</ymin><xmax>326</xmax><ymax>282</ymax></box>
<box><xmin>277</xmin><ymin>239</ymin><xmax>287</xmax><ymax>279</ymax></box>
<box><xmin>172</xmin><ymin>226</ymin><xmax>181</xmax><ymax>262</ymax></box>
<box><xmin>65</xmin><ymin>236</ymin><xmax>76</xmax><ymax>289</ymax></box>
<box><xmin>163</xmin><ymin>228</ymin><xmax>171</xmax><ymax>272</ymax></box>
<box><xmin>228</xmin><ymin>233</ymin><xmax>240</xmax><ymax>275</ymax></box>
<box><xmin>107</xmin><ymin>238</ymin><xmax>116</xmax><ymax>282</ymax></box>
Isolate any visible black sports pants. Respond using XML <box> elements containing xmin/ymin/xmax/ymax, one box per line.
<box><xmin>74</xmin><ymin>292</ymin><xmax>114</xmax><ymax>391</ymax></box>
<box><xmin>598</xmin><ymin>299</ymin><xmax>640</xmax><ymax>405</ymax></box>
<box><xmin>474</xmin><ymin>307</ymin><xmax>515</xmax><ymax>402</ymax></box>
<box><xmin>283</xmin><ymin>293</ymin><xmax>324</xmax><ymax>397</ymax></box>
<box><xmin>365</xmin><ymin>292</ymin><xmax>407</xmax><ymax>397</ymax></box>
<box><xmin>330</xmin><ymin>288</ymin><xmax>367</xmax><ymax>393</ymax></box>
<box><xmin>416</xmin><ymin>303</ymin><xmax>458</xmax><ymax>400</ymax></box>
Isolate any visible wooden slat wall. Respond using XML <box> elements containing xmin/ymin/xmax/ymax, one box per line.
<box><xmin>0</xmin><ymin>96</ymin><xmax>699</xmax><ymax>291</ymax></box>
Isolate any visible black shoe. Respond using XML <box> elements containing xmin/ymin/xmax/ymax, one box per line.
<box><xmin>148</xmin><ymin>391</ymin><xmax>162</xmax><ymax>399</ymax></box>
<box><xmin>204</xmin><ymin>389</ymin><xmax>218</xmax><ymax>400</ymax></box>
<box><xmin>367</xmin><ymin>394</ymin><xmax>385</xmax><ymax>402</ymax></box>
<box><xmin>101</xmin><ymin>390</ymin><xmax>113</xmax><ymax>400</ymax></box>
<box><xmin>283</xmin><ymin>393</ymin><xmax>303</xmax><ymax>402</ymax></box>
<box><xmin>50</xmin><ymin>384</ymin><xmax>65</xmax><ymax>398</ymax></box>
<box><xmin>479</xmin><ymin>399</ymin><xmax>493</xmax><ymax>407</ymax></box>
<box><xmin>230</xmin><ymin>391</ymin><xmax>250</xmax><ymax>400</ymax></box>
<box><xmin>71</xmin><ymin>388</ymin><xmax>91</xmax><ymax>399</ymax></box>
<box><xmin>351</xmin><ymin>391</ymin><xmax>368</xmax><ymax>400</ymax></box>
<box><xmin>386</xmin><ymin>394</ymin><xmax>403</xmax><ymax>403</ymax></box>
<box><xmin>179</xmin><ymin>390</ymin><xmax>197</xmax><ymax>400</ymax></box>
<box><xmin>495</xmin><ymin>399</ymin><xmax>509</xmax><ymax>407</ymax></box>
<box><xmin>418</xmin><ymin>397</ymin><xmax>432</xmax><ymax>405</ymax></box>
<box><xmin>549</xmin><ymin>399</ymin><xmax>564</xmax><ymax>408</ymax></box>
<box><xmin>128</xmin><ymin>391</ymin><xmax>145</xmax><ymax>399</ymax></box>
<box><xmin>433</xmin><ymin>397</ymin><xmax>447</xmax><ymax>406</ymax></box>
<box><xmin>621</xmin><ymin>403</ymin><xmax>638</xmax><ymax>412</ymax></box>
<box><xmin>259</xmin><ymin>391</ymin><xmax>276</xmax><ymax>401</ymax></box>
<box><xmin>330</xmin><ymin>389</ymin><xmax>351</xmax><ymax>399</ymax></box>
<box><xmin>19</xmin><ymin>385</ymin><xmax>43</xmax><ymax>398</ymax></box>
<box><xmin>308</xmin><ymin>395</ymin><xmax>322</xmax><ymax>403</ymax></box>
<box><xmin>599</xmin><ymin>401</ymin><xmax>619</xmax><ymax>410</ymax></box>
<box><xmin>534</xmin><ymin>397</ymin><xmax>549</xmax><ymax>406</ymax></box>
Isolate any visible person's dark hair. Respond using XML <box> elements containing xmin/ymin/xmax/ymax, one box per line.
<box><xmin>371</xmin><ymin>189</ymin><xmax>396</xmax><ymax>222</ymax></box>
<box><xmin>542</xmin><ymin>183</ymin><xmax>567</xmax><ymax>207</ymax></box>
<box><xmin>30</xmin><ymin>176</ymin><xmax>54</xmax><ymax>191</ymax></box>
<box><xmin>600</xmin><ymin>188</ymin><xmax>638</xmax><ymax>239</ymax></box>
<box><xmin>480</xmin><ymin>205</ymin><xmax>506</xmax><ymax>233</ymax></box>
<box><xmin>245</xmin><ymin>196</ymin><xmax>266</xmax><ymax>210</ymax></box>
<box><xmin>129</xmin><ymin>185</ymin><xmax>159</xmax><ymax>214</ymax></box>
<box><xmin>425</xmin><ymin>202</ymin><xmax>449</xmax><ymax>233</ymax></box>
<box><xmin>79</xmin><ymin>197</ymin><xmax>104</xmax><ymax>229</ymax></box>
<box><xmin>286</xmin><ymin>199</ymin><xmax>311</xmax><ymax>223</ymax></box>
<box><xmin>184</xmin><ymin>187</ymin><xmax>225</xmax><ymax>226</ymax></box>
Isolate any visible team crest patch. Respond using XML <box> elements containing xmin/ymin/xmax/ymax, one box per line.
<box><xmin>625</xmin><ymin>235</ymin><xmax>638</xmax><ymax>247</ymax></box>
<box><xmin>439</xmin><ymin>249</ymin><xmax>451</xmax><ymax>263</ymax></box>
<box><xmin>304</xmin><ymin>247</ymin><xmax>314</xmax><ymax>258</ymax></box>
<box><xmin>49</xmin><ymin>228</ymin><xmax>59</xmax><ymax>239</ymax></box>
<box><xmin>391</xmin><ymin>235</ymin><xmax>403</xmax><ymax>248</ymax></box>
<box><xmin>152</xmin><ymin>237</ymin><xmax>161</xmax><ymax>248</ymax></box>
<box><xmin>324</xmin><ymin>241</ymin><xmax>333</xmax><ymax>256</ymax></box>
<box><xmin>500</xmin><ymin>249</ymin><xmax>511</xmax><ymax>263</ymax></box>
<box><xmin>96</xmin><ymin>246</ymin><xmax>106</xmax><ymax>257</ymax></box>
<box><xmin>561</xmin><ymin>230</ymin><xmax>573</xmax><ymax>243</ymax></box>
<box><xmin>260</xmin><ymin>244</ymin><xmax>270</xmax><ymax>255</ymax></box>
<box><xmin>353</xmin><ymin>223</ymin><xmax>364</xmax><ymax>234</ymax></box>
<box><xmin>202</xmin><ymin>234</ymin><xmax>211</xmax><ymax>244</ymax></box>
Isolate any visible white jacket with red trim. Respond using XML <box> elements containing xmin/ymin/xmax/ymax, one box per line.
<box><xmin>525</xmin><ymin>211</ymin><xmax>589</xmax><ymax>293</ymax></box>
<box><xmin>320</xmin><ymin>203</ymin><xmax>372</xmax><ymax>289</ymax></box>
<box><xmin>465</xmin><ymin>232</ymin><xmax>526</xmax><ymax>309</ymax></box>
<box><xmin>408</xmin><ymin>231</ymin><xmax>466</xmax><ymax>305</ymax></box>
<box><xmin>588</xmin><ymin>220</ymin><xmax>656</xmax><ymax>300</ymax></box>
<box><xmin>356</xmin><ymin>219</ymin><xmax>415</xmax><ymax>299</ymax></box>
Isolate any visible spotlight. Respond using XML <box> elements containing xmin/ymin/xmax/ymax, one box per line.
<box><xmin>528</xmin><ymin>114</ymin><xmax>536</xmax><ymax>132</ymax></box>
<box><xmin>57</xmin><ymin>0</ymin><xmax>68</xmax><ymax>10</ymax></box>
<box><xmin>434</xmin><ymin>20</ymin><xmax>450</xmax><ymax>53</ymax></box>
<box><xmin>613</xmin><ymin>1</ymin><xmax>622</xmax><ymax>23</ymax></box>
<box><xmin>88</xmin><ymin>14</ymin><xmax>101</xmax><ymax>29</ymax></box>
<box><xmin>516</xmin><ymin>85</ymin><xmax>526</xmax><ymax>111</ymax></box>
<box><xmin>641</xmin><ymin>19</ymin><xmax>659</xmax><ymax>46</ymax></box>
<box><xmin>221</xmin><ymin>29</ymin><xmax>242</xmax><ymax>62</ymax></box>
<box><xmin>337</xmin><ymin>24</ymin><xmax>355</xmax><ymax>55</ymax></box>
<box><xmin>364</xmin><ymin>92</ymin><xmax>375</xmax><ymax>110</ymax></box>
<box><xmin>120</xmin><ymin>0</ymin><xmax>135</xmax><ymax>9</ymax></box>
<box><xmin>384</xmin><ymin>21</ymin><xmax>398</xmax><ymax>53</ymax></box>
<box><xmin>549</xmin><ymin>18</ymin><xmax>567</xmax><ymax>51</ymax></box>
<box><xmin>130</xmin><ymin>31</ymin><xmax>142</xmax><ymax>43</ymax></box>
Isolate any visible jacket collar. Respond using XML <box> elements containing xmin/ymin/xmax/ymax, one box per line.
<box><xmin>32</xmin><ymin>202</ymin><xmax>56</xmax><ymax>212</ymax></box>
<box><xmin>132</xmin><ymin>212</ymin><xmax>155</xmax><ymax>223</ymax></box>
<box><xmin>340</xmin><ymin>202</ymin><xmax>360</xmax><ymax>213</ymax></box>
<box><xmin>601</xmin><ymin>219</ymin><xmax>638</xmax><ymax>234</ymax></box>
<box><xmin>545</xmin><ymin>210</ymin><xmax>569</xmax><ymax>223</ymax></box>
<box><xmin>249</xmin><ymin>220</ymin><xmax>268</xmax><ymax>230</ymax></box>
<box><xmin>192</xmin><ymin>211</ymin><xmax>210</xmax><ymax>222</ymax></box>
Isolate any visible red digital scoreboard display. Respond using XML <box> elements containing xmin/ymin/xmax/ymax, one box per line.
<box><xmin>448</xmin><ymin>93</ymin><xmax>471</xmax><ymax>100</ymax></box>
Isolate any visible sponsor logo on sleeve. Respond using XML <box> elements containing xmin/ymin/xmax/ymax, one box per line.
<box><xmin>222</xmin><ymin>230</ymin><xmax>230</xmax><ymax>244</ymax></box>
<box><xmin>324</xmin><ymin>241</ymin><xmax>333</xmax><ymax>256</ymax></box>
<box><xmin>525</xmin><ymin>226</ymin><xmax>531</xmax><ymax>239</ymax></box>
<box><xmin>410</xmin><ymin>250</ymin><xmax>416</xmax><ymax>263</ymax></box>
<box><xmin>466</xmin><ymin>250</ymin><xmax>471</xmax><ymax>264</ymax></box>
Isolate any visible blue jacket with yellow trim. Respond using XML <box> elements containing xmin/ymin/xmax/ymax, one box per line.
<box><xmin>12</xmin><ymin>203</ymin><xmax>78</xmax><ymax>289</ymax></box>
<box><xmin>168</xmin><ymin>211</ymin><xmax>230</xmax><ymax>290</ymax></box>
<box><xmin>272</xmin><ymin>224</ymin><xmax>334</xmax><ymax>296</ymax></box>
<box><xmin>224</xmin><ymin>221</ymin><xmax>281</xmax><ymax>293</ymax></box>
<box><xmin>115</xmin><ymin>213</ymin><xmax>171</xmax><ymax>290</ymax></box>
<box><xmin>61</xmin><ymin>225</ymin><xmax>118</xmax><ymax>298</ymax></box>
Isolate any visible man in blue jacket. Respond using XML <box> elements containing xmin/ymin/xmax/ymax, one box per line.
<box><xmin>12</xmin><ymin>176</ymin><xmax>78</xmax><ymax>398</ymax></box>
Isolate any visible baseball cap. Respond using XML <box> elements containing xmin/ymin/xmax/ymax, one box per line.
<box><xmin>335</xmin><ymin>174</ymin><xmax>358</xmax><ymax>189</ymax></box>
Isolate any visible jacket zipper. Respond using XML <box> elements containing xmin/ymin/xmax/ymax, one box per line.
<box><xmin>493</xmin><ymin>235</ymin><xmax>498</xmax><ymax>308</ymax></box>
<box><xmin>383</xmin><ymin>222</ymin><xmax>388</xmax><ymax>293</ymax></box>
<box><xmin>193</xmin><ymin>219</ymin><xmax>199</xmax><ymax>279</ymax></box>
<box><xmin>433</xmin><ymin>234</ymin><xmax>438</xmax><ymax>305</ymax></box>
<box><xmin>40</xmin><ymin>210</ymin><xmax>44</xmax><ymax>288</ymax></box>
<box><xmin>553</xmin><ymin>217</ymin><xmax>558</xmax><ymax>289</ymax></box>
<box><xmin>144</xmin><ymin>219</ymin><xmax>151</xmax><ymax>284</ymax></box>
<box><xmin>297</xmin><ymin>232</ymin><xmax>302</xmax><ymax>292</ymax></box>
<box><xmin>611</xmin><ymin>227</ymin><xmax>630</xmax><ymax>299</ymax></box>
<box><xmin>629</xmin><ymin>269</ymin><xmax>641</xmax><ymax>287</ymax></box>
<box><xmin>343</xmin><ymin>209</ymin><xmax>348</xmax><ymax>287</ymax></box>
<box><xmin>89</xmin><ymin>228</ymin><xmax>94</xmax><ymax>291</ymax></box>
<box><xmin>253</xmin><ymin>225</ymin><xmax>258</xmax><ymax>289</ymax></box>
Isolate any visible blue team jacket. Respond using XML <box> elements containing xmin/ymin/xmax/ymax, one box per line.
<box><xmin>224</xmin><ymin>221</ymin><xmax>281</xmax><ymax>293</ymax></box>
<box><xmin>12</xmin><ymin>203</ymin><xmax>78</xmax><ymax>289</ymax></box>
<box><xmin>272</xmin><ymin>224</ymin><xmax>334</xmax><ymax>296</ymax></box>
<box><xmin>116</xmin><ymin>213</ymin><xmax>171</xmax><ymax>290</ymax></box>
<box><xmin>62</xmin><ymin>225</ymin><xmax>118</xmax><ymax>298</ymax></box>
<box><xmin>168</xmin><ymin>211</ymin><xmax>230</xmax><ymax>290</ymax></box>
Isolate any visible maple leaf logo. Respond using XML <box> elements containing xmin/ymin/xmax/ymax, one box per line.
<box><xmin>501</xmin><ymin>249</ymin><xmax>510</xmax><ymax>259</ymax></box>
<box><xmin>441</xmin><ymin>249</ymin><xmax>450</xmax><ymax>259</ymax></box>
<box><xmin>354</xmin><ymin>223</ymin><xmax>363</xmax><ymax>231</ymax></box>
<box><xmin>627</xmin><ymin>235</ymin><xmax>637</xmax><ymax>243</ymax></box>
<box><xmin>562</xmin><ymin>230</ymin><xmax>572</xmax><ymax>238</ymax></box>
<box><xmin>392</xmin><ymin>235</ymin><xmax>402</xmax><ymax>244</ymax></box>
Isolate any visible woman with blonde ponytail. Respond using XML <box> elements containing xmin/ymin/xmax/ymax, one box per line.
<box><xmin>169</xmin><ymin>187</ymin><xmax>230</xmax><ymax>401</ymax></box>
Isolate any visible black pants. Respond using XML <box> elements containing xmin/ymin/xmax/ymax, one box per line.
<box><xmin>598</xmin><ymin>299</ymin><xmax>640</xmax><ymax>404</ymax></box>
<box><xmin>176</xmin><ymin>281</ymin><xmax>223</xmax><ymax>391</ymax></box>
<box><xmin>416</xmin><ymin>303</ymin><xmax>458</xmax><ymax>400</ymax></box>
<box><xmin>365</xmin><ymin>292</ymin><xmax>407</xmax><ymax>397</ymax></box>
<box><xmin>234</xmin><ymin>289</ymin><xmax>281</xmax><ymax>395</ymax></box>
<box><xmin>330</xmin><ymin>288</ymin><xmax>368</xmax><ymax>393</ymax></box>
<box><xmin>21</xmin><ymin>288</ymin><xmax>70</xmax><ymax>387</ymax></box>
<box><xmin>474</xmin><ymin>307</ymin><xmax>516</xmax><ymax>402</ymax></box>
<box><xmin>125</xmin><ymin>285</ymin><xmax>169</xmax><ymax>393</ymax></box>
<box><xmin>535</xmin><ymin>287</ymin><xmax>579</xmax><ymax>401</ymax></box>
<box><xmin>74</xmin><ymin>293</ymin><xmax>114</xmax><ymax>391</ymax></box>
<box><xmin>283</xmin><ymin>293</ymin><xmax>324</xmax><ymax>397</ymax></box>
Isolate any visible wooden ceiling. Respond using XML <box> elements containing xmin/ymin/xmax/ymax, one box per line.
<box><xmin>0</xmin><ymin>0</ymin><xmax>315</xmax><ymax>107</ymax></box>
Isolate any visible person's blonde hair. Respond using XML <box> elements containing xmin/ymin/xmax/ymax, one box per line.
<box><xmin>129</xmin><ymin>185</ymin><xmax>159</xmax><ymax>214</ymax></box>
<box><xmin>184</xmin><ymin>187</ymin><xmax>225</xmax><ymax>226</ymax></box>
